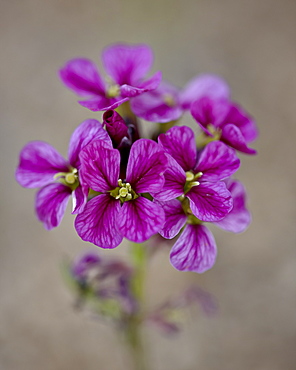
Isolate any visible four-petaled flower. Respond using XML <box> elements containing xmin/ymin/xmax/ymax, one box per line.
<box><xmin>75</xmin><ymin>139</ymin><xmax>168</xmax><ymax>248</ymax></box>
<box><xmin>60</xmin><ymin>43</ymin><xmax>161</xmax><ymax>112</ymax></box>
<box><xmin>154</xmin><ymin>126</ymin><xmax>240</xmax><ymax>222</ymax></box>
<box><xmin>191</xmin><ymin>96</ymin><xmax>258</xmax><ymax>154</ymax></box>
<box><xmin>16</xmin><ymin>119</ymin><xmax>111</xmax><ymax>229</ymax></box>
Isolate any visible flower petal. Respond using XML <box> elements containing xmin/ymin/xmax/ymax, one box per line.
<box><xmin>75</xmin><ymin>194</ymin><xmax>122</xmax><ymax>249</ymax></box>
<box><xmin>59</xmin><ymin>58</ymin><xmax>106</xmax><ymax>97</ymax></box>
<box><xmin>126</xmin><ymin>139</ymin><xmax>168</xmax><ymax>193</ymax></box>
<box><xmin>79</xmin><ymin>140</ymin><xmax>120</xmax><ymax>192</ymax></box>
<box><xmin>71</xmin><ymin>183</ymin><xmax>88</xmax><ymax>214</ymax></box>
<box><xmin>214</xmin><ymin>179</ymin><xmax>251</xmax><ymax>233</ymax></box>
<box><xmin>170</xmin><ymin>224</ymin><xmax>217</xmax><ymax>273</ymax></box>
<box><xmin>78</xmin><ymin>96</ymin><xmax>129</xmax><ymax>112</ymax></box>
<box><xmin>195</xmin><ymin>141</ymin><xmax>240</xmax><ymax>181</ymax></box>
<box><xmin>120</xmin><ymin>71</ymin><xmax>162</xmax><ymax>97</ymax></box>
<box><xmin>180</xmin><ymin>74</ymin><xmax>231</xmax><ymax>110</ymax></box>
<box><xmin>223</xmin><ymin>103</ymin><xmax>258</xmax><ymax>142</ymax></box>
<box><xmin>102</xmin><ymin>43</ymin><xmax>154</xmax><ymax>85</ymax></box>
<box><xmin>221</xmin><ymin>124</ymin><xmax>257</xmax><ymax>154</ymax></box>
<box><xmin>153</xmin><ymin>155</ymin><xmax>186</xmax><ymax>201</ymax></box>
<box><xmin>157</xmin><ymin>199</ymin><xmax>187</xmax><ymax>239</ymax></box>
<box><xmin>68</xmin><ymin>119</ymin><xmax>112</xmax><ymax>168</ymax></box>
<box><xmin>131</xmin><ymin>80</ymin><xmax>182</xmax><ymax>123</ymax></box>
<box><xmin>158</xmin><ymin>126</ymin><xmax>197</xmax><ymax>171</ymax></box>
<box><xmin>16</xmin><ymin>141</ymin><xmax>69</xmax><ymax>188</ymax></box>
<box><xmin>35</xmin><ymin>183</ymin><xmax>71</xmax><ymax>230</ymax></box>
<box><xmin>118</xmin><ymin>197</ymin><xmax>165</xmax><ymax>243</ymax></box>
<box><xmin>191</xmin><ymin>97</ymin><xmax>230</xmax><ymax>135</ymax></box>
<box><xmin>187</xmin><ymin>182</ymin><xmax>233</xmax><ymax>222</ymax></box>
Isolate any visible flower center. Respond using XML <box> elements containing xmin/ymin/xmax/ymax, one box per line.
<box><xmin>106</xmin><ymin>84</ymin><xmax>120</xmax><ymax>98</ymax></box>
<box><xmin>207</xmin><ymin>124</ymin><xmax>222</xmax><ymax>140</ymax></box>
<box><xmin>54</xmin><ymin>168</ymin><xmax>79</xmax><ymax>190</ymax></box>
<box><xmin>110</xmin><ymin>179</ymin><xmax>139</xmax><ymax>203</ymax></box>
<box><xmin>163</xmin><ymin>93</ymin><xmax>176</xmax><ymax>107</ymax></box>
<box><xmin>184</xmin><ymin>171</ymin><xmax>203</xmax><ymax>194</ymax></box>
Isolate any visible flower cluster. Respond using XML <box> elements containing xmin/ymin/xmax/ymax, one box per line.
<box><xmin>16</xmin><ymin>43</ymin><xmax>258</xmax><ymax>274</ymax></box>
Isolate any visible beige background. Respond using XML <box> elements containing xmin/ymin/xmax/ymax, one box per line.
<box><xmin>1</xmin><ymin>0</ymin><xmax>295</xmax><ymax>369</ymax></box>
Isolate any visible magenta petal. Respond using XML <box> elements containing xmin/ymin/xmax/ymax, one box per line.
<box><xmin>78</xmin><ymin>96</ymin><xmax>129</xmax><ymax>112</ymax></box>
<box><xmin>224</xmin><ymin>103</ymin><xmax>258</xmax><ymax>142</ymax></box>
<box><xmin>102</xmin><ymin>43</ymin><xmax>153</xmax><ymax>85</ymax></box>
<box><xmin>131</xmin><ymin>80</ymin><xmax>182</xmax><ymax>123</ymax></box>
<box><xmin>157</xmin><ymin>199</ymin><xmax>187</xmax><ymax>239</ymax></box>
<box><xmin>16</xmin><ymin>141</ymin><xmax>69</xmax><ymax>188</ymax></box>
<box><xmin>121</xmin><ymin>71</ymin><xmax>162</xmax><ymax>98</ymax></box>
<box><xmin>221</xmin><ymin>124</ymin><xmax>257</xmax><ymax>154</ymax></box>
<box><xmin>75</xmin><ymin>194</ymin><xmax>122</xmax><ymax>249</ymax></box>
<box><xmin>195</xmin><ymin>141</ymin><xmax>240</xmax><ymax>181</ymax></box>
<box><xmin>126</xmin><ymin>139</ymin><xmax>168</xmax><ymax>193</ymax></box>
<box><xmin>153</xmin><ymin>156</ymin><xmax>186</xmax><ymax>201</ymax></box>
<box><xmin>214</xmin><ymin>179</ymin><xmax>251</xmax><ymax>233</ymax></box>
<box><xmin>170</xmin><ymin>224</ymin><xmax>217</xmax><ymax>273</ymax></box>
<box><xmin>187</xmin><ymin>182</ymin><xmax>233</xmax><ymax>222</ymax></box>
<box><xmin>158</xmin><ymin>126</ymin><xmax>197</xmax><ymax>171</ymax></box>
<box><xmin>180</xmin><ymin>74</ymin><xmax>231</xmax><ymax>110</ymax></box>
<box><xmin>68</xmin><ymin>119</ymin><xmax>112</xmax><ymax>168</ymax></box>
<box><xmin>79</xmin><ymin>140</ymin><xmax>120</xmax><ymax>192</ymax></box>
<box><xmin>191</xmin><ymin>97</ymin><xmax>230</xmax><ymax>134</ymax></box>
<box><xmin>71</xmin><ymin>184</ymin><xmax>88</xmax><ymax>214</ymax></box>
<box><xmin>35</xmin><ymin>183</ymin><xmax>71</xmax><ymax>230</ymax></box>
<box><xmin>59</xmin><ymin>58</ymin><xmax>106</xmax><ymax>97</ymax></box>
<box><xmin>118</xmin><ymin>197</ymin><xmax>165</xmax><ymax>243</ymax></box>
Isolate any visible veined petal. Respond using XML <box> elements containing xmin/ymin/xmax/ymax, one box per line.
<box><xmin>157</xmin><ymin>199</ymin><xmax>187</xmax><ymax>239</ymax></box>
<box><xmin>102</xmin><ymin>43</ymin><xmax>154</xmax><ymax>86</ymax></box>
<box><xmin>121</xmin><ymin>71</ymin><xmax>162</xmax><ymax>98</ymax></box>
<box><xmin>153</xmin><ymin>155</ymin><xmax>185</xmax><ymax>201</ymax></box>
<box><xmin>16</xmin><ymin>141</ymin><xmax>69</xmax><ymax>188</ymax></box>
<box><xmin>214</xmin><ymin>179</ymin><xmax>251</xmax><ymax>233</ymax></box>
<box><xmin>78</xmin><ymin>96</ymin><xmax>129</xmax><ymax>112</ymax></box>
<box><xmin>191</xmin><ymin>97</ymin><xmax>230</xmax><ymax>134</ymax></box>
<box><xmin>35</xmin><ymin>183</ymin><xmax>71</xmax><ymax>230</ymax></box>
<box><xmin>223</xmin><ymin>103</ymin><xmax>258</xmax><ymax>142</ymax></box>
<box><xmin>195</xmin><ymin>141</ymin><xmax>240</xmax><ymax>181</ymax></box>
<box><xmin>75</xmin><ymin>194</ymin><xmax>122</xmax><ymax>249</ymax></box>
<box><xmin>180</xmin><ymin>74</ymin><xmax>231</xmax><ymax>110</ymax></box>
<box><xmin>68</xmin><ymin>119</ymin><xmax>112</xmax><ymax>168</ymax></box>
<box><xmin>79</xmin><ymin>140</ymin><xmax>120</xmax><ymax>192</ymax></box>
<box><xmin>59</xmin><ymin>58</ymin><xmax>106</xmax><ymax>97</ymax></box>
<box><xmin>187</xmin><ymin>182</ymin><xmax>233</xmax><ymax>222</ymax></box>
<box><xmin>118</xmin><ymin>197</ymin><xmax>165</xmax><ymax>243</ymax></box>
<box><xmin>221</xmin><ymin>124</ymin><xmax>257</xmax><ymax>154</ymax></box>
<box><xmin>158</xmin><ymin>126</ymin><xmax>197</xmax><ymax>171</ymax></box>
<box><xmin>170</xmin><ymin>224</ymin><xmax>217</xmax><ymax>273</ymax></box>
<box><xmin>126</xmin><ymin>139</ymin><xmax>168</xmax><ymax>193</ymax></box>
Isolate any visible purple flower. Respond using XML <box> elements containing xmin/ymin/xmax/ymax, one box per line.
<box><xmin>158</xmin><ymin>177</ymin><xmax>251</xmax><ymax>273</ymax></box>
<box><xmin>60</xmin><ymin>43</ymin><xmax>161</xmax><ymax>112</ymax></box>
<box><xmin>131</xmin><ymin>74</ymin><xmax>230</xmax><ymax>123</ymax></box>
<box><xmin>16</xmin><ymin>120</ymin><xmax>111</xmax><ymax>229</ymax></box>
<box><xmin>191</xmin><ymin>97</ymin><xmax>258</xmax><ymax>154</ymax></box>
<box><xmin>75</xmin><ymin>139</ymin><xmax>168</xmax><ymax>248</ymax></box>
<box><xmin>155</xmin><ymin>126</ymin><xmax>240</xmax><ymax>222</ymax></box>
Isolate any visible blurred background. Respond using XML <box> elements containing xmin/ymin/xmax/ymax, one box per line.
<box><xmin>1</xmin><ymin>0</ymin><xmax>295</xmax><ymax>369</ymax></box>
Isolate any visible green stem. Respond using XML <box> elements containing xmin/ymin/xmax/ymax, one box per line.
<box><xmin>125</xmin><ymin>242</ymin><xmax>149</xmax><ymax>370</ymax></box>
